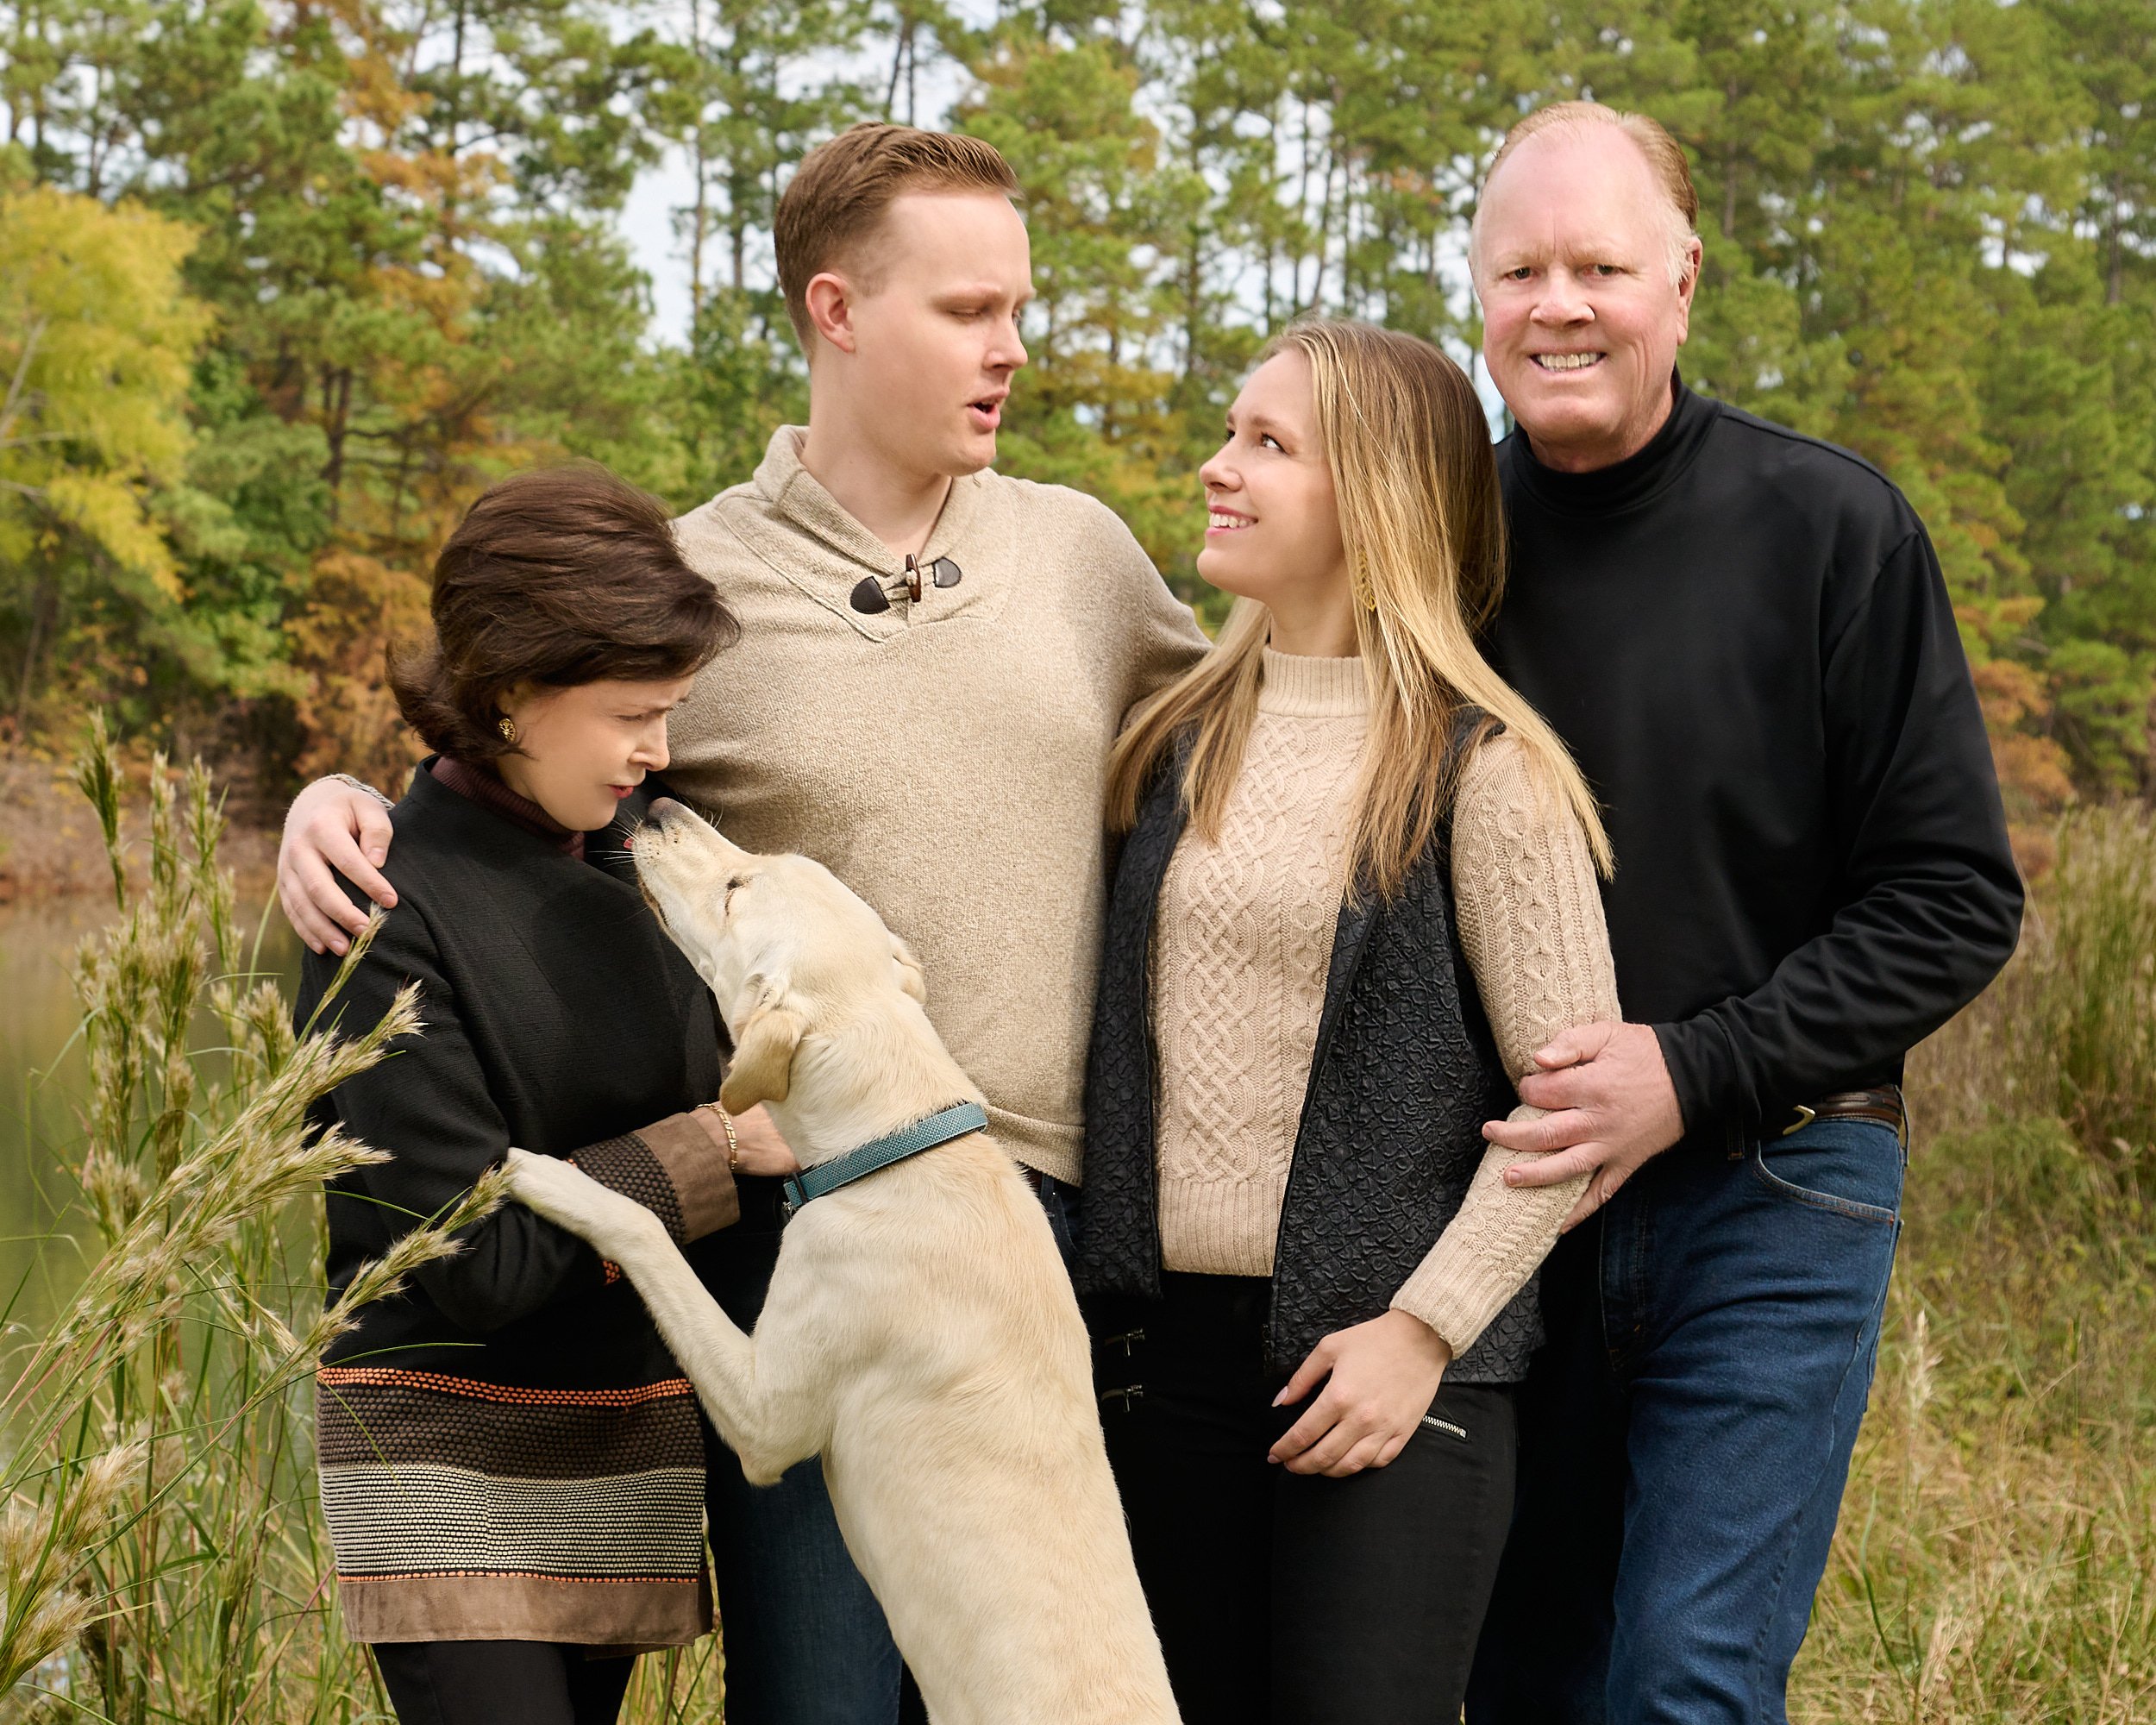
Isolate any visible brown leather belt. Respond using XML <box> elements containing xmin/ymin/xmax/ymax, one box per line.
<box><xmin>1782</xmin><ymin>1085</ymin><xmax>1908</xmax><ymax>1148</ymax></box>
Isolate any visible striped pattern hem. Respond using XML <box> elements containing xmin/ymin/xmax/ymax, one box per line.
<box><xmin>315</xmin><ymin>1367</ymin><xmax>710</xmax><ymax>1645</ymax></box>
<box><xmin>339</xmin><ymin>1568</ymin><xmax>703</xmax><ymax>1585</ymax></box>
<box><xmin>317</xmin><ymin>1365</ymin><xmax>693</xmax><ymax>1407</ymax></box>
<box><xmin>321</xmin><ymin>1461</ymin><xmax>708</xmax><ymax>1578</ymax></box>
<box><xmin>337</xmin><ymin>1569</ymin><xmax>712</xmax><ymax>1647</ymax></box>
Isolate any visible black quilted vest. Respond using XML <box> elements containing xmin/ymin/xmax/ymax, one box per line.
<box><xmin>1074</xmin><ymin>718</ymin><xmax>1541</xmax><ymax>1382</ymax></box>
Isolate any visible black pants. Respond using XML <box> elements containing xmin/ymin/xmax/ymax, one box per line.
<box><xmin>1093</xmin><ymin>1274</ymin><xmax>1518</xmax><ymax>1725</ymax></box>
<box><xmin>372</xmin><ymin>1640</ymin><xmax>635</xmax><ymax>1725</ymax></box>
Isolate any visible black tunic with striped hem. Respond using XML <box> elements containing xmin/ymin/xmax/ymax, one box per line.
<box><xmin>298</xmin><ymin>763</ymin><xmax>735</xmax><ymax>1647</ymax></box>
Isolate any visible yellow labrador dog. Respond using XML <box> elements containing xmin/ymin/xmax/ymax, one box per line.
<box><xmin>505</xmin><ymin>800</ymin><xmax>1178</xmax><ymax>1725</ymax></box>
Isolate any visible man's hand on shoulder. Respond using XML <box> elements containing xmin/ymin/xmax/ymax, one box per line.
<box><xmin>1486</xmin><ymin>1021</ymin><xmax>1685</xmax><ymax>1230</ymax></box>
<box><xmin>279</xmin><ymin>777</ymin><xmax>399</xmax><ymax>956</ymax></box>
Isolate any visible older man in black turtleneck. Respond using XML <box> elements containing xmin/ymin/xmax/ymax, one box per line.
<box><xmin>1461</xmin><ymin>104</ymin><xmax>2022</xmax><ymax>1725</ymax></box>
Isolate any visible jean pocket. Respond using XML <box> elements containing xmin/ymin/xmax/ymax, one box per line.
<box><xmin>1750</xmin><ymin>1119</ymin><xmax>1904</xmax><ymax>1225</ymax></box>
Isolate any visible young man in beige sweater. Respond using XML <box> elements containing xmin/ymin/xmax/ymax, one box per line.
<box><xmin>278</xmin><ymin>126</ymin><xmax>1206</xmax><ymax>1725</ymax></box>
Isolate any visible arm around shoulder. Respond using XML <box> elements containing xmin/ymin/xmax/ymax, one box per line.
<box><xmin>280</xmin><ymin>775</ymin><xmax>402</xmax><ymax>956</ymax></box>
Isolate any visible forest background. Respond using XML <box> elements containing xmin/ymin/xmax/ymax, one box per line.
<box><xmin>2</xmin><ymin>0</ymin><xmax>2153</xmax><ymax>831</ymax></box>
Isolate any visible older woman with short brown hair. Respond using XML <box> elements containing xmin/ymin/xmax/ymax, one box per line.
<box><xmin>298</xmin><ymin>464</ymin><xmax>794</xmax><ymax>1725</ymax></box>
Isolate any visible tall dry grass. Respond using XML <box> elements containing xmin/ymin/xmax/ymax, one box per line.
<box><xmin>1796</xmin><ymin>804</ymin><xmax>2156</xmax><ymax>1723</ymax></box>
<box><xmin>2</xmin><ymin>721</ymin><xmax>505</xmax><ymax>1723</ymax></box>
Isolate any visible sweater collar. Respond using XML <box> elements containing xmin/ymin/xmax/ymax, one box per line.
<box><xmin>428</xmin><ymin>756</ymin><xmax>585</xmax><ymax>861</ymax></box>
<box><xmin>1501</xmin><ymin>371</ymin><xmax>1720</xmax><ymax>518</ymax></box>
<box><xmin>1258</xmin><ymin>648</ymin><xmax>1369</xmax><ymax>718</ymax></box>
<box><xmin>750</xmin><ymin>425</ymin><xmax>986</xmax><ymax>591</ymax></box>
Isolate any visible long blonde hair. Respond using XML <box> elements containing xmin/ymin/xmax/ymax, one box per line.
<box><xmin>1107</xmin><ymin>319</ymin><xmax>1613</xmax><ymax>899</ymax></box>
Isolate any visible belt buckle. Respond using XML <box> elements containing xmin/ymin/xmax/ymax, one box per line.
<box><xmin>1781</xmin><ymin>1102</ymin><xmax>1817</xmax><ymax>1138</ymax></box>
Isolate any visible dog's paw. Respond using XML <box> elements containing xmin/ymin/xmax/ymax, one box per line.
<box><xmin>505</xmin><ymin>1148</ymin><xmax>643</xmax><ymax>1248</ymax></box>
<box><xmin>504</xmin><ymin>1147</ymin><xmax>588</xmax><ymax>1219</ymax></box>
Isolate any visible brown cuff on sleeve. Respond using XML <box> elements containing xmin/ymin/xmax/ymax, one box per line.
<box><xmin>640</xmin><ymin>1112</ymin><xmax>739</xmax><ymax>1240</ymax></box>
<box><xmin>573</xmin><ymin>1114</ymin><xmax>739</xmax><ymax>1245</ymax></box>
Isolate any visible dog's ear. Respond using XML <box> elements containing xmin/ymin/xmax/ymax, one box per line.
<box><xmin>889</xmin><ymin>933</ymin><xmax>928</xmax><ymax>1006</ymax></box>
<box><xmin>720</xmin><ymin>977</ymin><xmax>805</xmax><ymax>1113</ymax></box>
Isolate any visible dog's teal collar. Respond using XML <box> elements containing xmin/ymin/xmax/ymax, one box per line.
<box><xmin>780</xmin><ymin>1101</ymin><xmax>988</xmax><ymax>1217</ymax></box>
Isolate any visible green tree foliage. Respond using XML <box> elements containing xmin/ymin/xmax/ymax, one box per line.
<box><xmin>0</xmin><ymin>0</ymin><xmax>2148</xmax><ymax>813</ymax></box>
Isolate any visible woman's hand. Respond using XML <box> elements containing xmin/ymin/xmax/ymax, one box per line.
<box><xmin>279</xmin><ymin>777</ymin><xmax>398</xmax><ymax>955</ymax></box>
<box><xmin>1268</xmin><ymin>1308</ymin><xmax>1452</xmax><ymax>1478</ymax></box>
<box><xmin>694</xmin><ymin>1103</ymin><xmax>801</xmax><ymax>1178</ymax></box>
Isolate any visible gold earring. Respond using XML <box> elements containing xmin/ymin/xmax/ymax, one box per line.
<box><xmin>1351</xmin><ymin>559</ymin><xmax>1378</xmax><ymax>612</ymax></box>
<box><xmin>498</xmin><ymin>716</ymin><xmax>518</xmax><ymax>744</ymax></box>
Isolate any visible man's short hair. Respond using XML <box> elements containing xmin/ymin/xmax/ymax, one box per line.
<box><xmin>1470</xmin><ymin>101</ymin><xmax>1701</xmax><ymax>287</ymax></box>
<box><xmin>774</xmin><ymin>123</ymin><xmax>1021</xmax><ymax>348</ymax></box>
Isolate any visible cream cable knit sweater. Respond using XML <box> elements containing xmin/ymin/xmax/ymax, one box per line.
<box><xmin>1151</xmin><ymin>649</ymin><xmax>1620</xmax><ymax>1358</ymax></box>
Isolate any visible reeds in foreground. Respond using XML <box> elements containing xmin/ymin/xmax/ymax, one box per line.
<box><xmin>1</xmin><ymin>719</ymin><xmax>502</xmax><ymax>1722</ymax></box>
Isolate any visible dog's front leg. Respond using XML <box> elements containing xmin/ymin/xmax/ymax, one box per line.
<box><xmin>505</xmin><ymin>1150</ymin><xmax>826</xmax><ymax>1479</ymax></box>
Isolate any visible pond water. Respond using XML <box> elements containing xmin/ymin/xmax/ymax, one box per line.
<box><xmin>0</xmin><ymin>894</ymin><xmax>303</xmax><ymax>1335</ymax></box>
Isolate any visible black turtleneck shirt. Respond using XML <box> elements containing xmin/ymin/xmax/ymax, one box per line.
<box><xmin>1488</xmin><ymin>377</ymin><xmax>2024</xmax><ymax>1149</ymax></box>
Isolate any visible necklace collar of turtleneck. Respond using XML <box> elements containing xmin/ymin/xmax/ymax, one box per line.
<box><xmin>429</xmin><ymin>756</ymin><xmax>585</xmax><ymax>860</ymax></box>
<box><xmin>1506</xmin><ymin>371</ymin><xmax>1720</xmax><ymax>518</ymax></box>
<box><xmin>1258</xmin><ymin>647</ymin><xmax>1369</xmax><ymax>718</ymax></box>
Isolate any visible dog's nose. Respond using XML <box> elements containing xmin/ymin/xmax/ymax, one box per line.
<box><xmin>648</xmin><ymin>797</ymin><xmax>683</xmax><ymax>822</ymax></box>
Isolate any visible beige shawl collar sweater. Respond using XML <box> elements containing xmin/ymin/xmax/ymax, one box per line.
<box><xmin>666</xmin><ymin>428</ymin><xmax>1208</xmax><ymax>1182</ymax></box>
<box><xmin>1151</xmin><ymin>649</ymin><xmax>1621</xmax><ymax>1356</ymax></box>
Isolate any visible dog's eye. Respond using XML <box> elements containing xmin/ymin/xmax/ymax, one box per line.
<box><xmin>723</xmin><ymin>877</ymin><xmax>743</xmax><ymax>910</ymax></box>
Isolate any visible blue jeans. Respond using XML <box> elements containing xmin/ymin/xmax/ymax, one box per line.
<box><xmin>1037</xmin><ymin>1173</ymin><xmax>1081</xmax><ymax>1266</ymax></box>
<box><xmin>705</xmin><ymin>1446</ymin><xmax>901</xmax><ymax>1725</ymax></box>
<box><xmin>1466</xmin><ymin>1117</ymin><xmax>1905</xmax><ymax>1725</ymax></box>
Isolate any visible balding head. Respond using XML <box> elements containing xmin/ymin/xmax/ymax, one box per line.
<box><xmin>1470</xmin><ymin>102</ymin><xmax>1700</xmax><ymax>289</ymax></box>
<box><xmin>1470</xmin><ymin>103</ymin><xmax>1704</xmax><ymax>473</ymax></box>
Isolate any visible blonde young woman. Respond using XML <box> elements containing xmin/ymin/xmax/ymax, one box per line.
<box><xmin>1074</xmin><ymin>320</ymin><xmax>1620</xmax><ymax>1725</ymax></box>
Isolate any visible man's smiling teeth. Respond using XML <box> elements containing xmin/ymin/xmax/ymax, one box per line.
<box><xmin>1209</xmin><ymin>511</ymin><xmax>1251</xmax><ymax>530</ymax></box>
<box><xmin>1533</xmin><ymin>352</ymin><xmax>1605</xmax><ymax>371</ymax></box>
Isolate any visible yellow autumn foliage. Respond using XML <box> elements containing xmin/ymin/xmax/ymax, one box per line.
<box><xmin>0</xmin><ymin>185</ymin><xmax>210</xmax><ymax>593</ymax></box>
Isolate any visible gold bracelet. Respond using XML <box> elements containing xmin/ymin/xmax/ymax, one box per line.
<box><xmin>701</xmin><ymin>1101</ymin><xmax>740</xmax><ymax>1172</ymax></box>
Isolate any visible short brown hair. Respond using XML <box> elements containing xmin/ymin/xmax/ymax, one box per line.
<box><xmin>774</xmin><ymin>123</ymin><xmax>1020</xmax><ymax>348</ymax></box>
<box><xmin>389</xmin><ymin>464</ymin><xmax>736</xmax><ymax>762</ymax></box>
<box><xmin>1470</xmin><ymin>101</ymin><xmax>1700</xmax><ymax>285</ymax></box>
